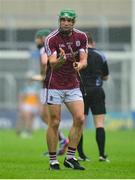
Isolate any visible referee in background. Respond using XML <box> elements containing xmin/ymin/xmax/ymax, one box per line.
<box><xmin>77</xmin><ymin>32</ymin><xmax>110</xmax><ymax>162</ymax></box>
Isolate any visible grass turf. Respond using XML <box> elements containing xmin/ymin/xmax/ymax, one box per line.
<box><xmin>0</xmin><ymin>129</ymin><xmax>135</xmax><ymax>179</ymax></box>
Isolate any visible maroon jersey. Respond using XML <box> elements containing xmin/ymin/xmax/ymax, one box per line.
<box><xmin>45</xmin><ymin>28</ymin><xmax>88</xmax><ymax>90</ymax></box>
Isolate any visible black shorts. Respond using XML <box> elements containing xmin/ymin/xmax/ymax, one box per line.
<box><xmin>83</xmin><ymin>87</ymin><xmax>106</xmax><ymax>115</ymax></box>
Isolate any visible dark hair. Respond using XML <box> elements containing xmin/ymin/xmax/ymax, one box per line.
<box><xmin>85</xmin><ymin>32</ymin><xmax>94</xmax><ymax>44</ymax></box>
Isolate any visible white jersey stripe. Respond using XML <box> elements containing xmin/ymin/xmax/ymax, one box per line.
<box><xmin>45</xmin><ymin>29</ymin><xmax>59</xmax><ymax>56</ymax></box>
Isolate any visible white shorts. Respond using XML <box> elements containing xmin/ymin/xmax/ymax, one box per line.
<box><xmin>20</xmin><ymin>104</ymin><xmax>39</xmax><ymax>114</ymax></box>
<box><xmin>40</xmin><ymin>88</ymin><xmax>83</xmax><ymax>105</ymax></box>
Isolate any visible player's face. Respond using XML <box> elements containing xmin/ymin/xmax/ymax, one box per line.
<box><xmin>35</xmin><ymin>37</ymin><xmax>43</xmax><ymax>46</ymax></box>
<box><xmin>59</xmin><ymin>17</ymin><xmax>75</xmax><ymax>33</ymax></box>
<box><xmin>35</xmin><ymin>37</ymin><xmax>45</xmax><ymax>49</ymax></box>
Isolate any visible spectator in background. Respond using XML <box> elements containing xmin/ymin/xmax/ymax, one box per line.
<box><xmin>77</xmin><ymin>32</ymin><xmax>110</xmax><ymax>162</ymax></box>
<box><xmin>34</xmin><ymin>29</ymin><xmax>69</xmax><ymax>155</ymax></box>
<box><xmin>16</xmin><ymin>71</ymin><xmax>40</xmax><ymax>138</ymax></box>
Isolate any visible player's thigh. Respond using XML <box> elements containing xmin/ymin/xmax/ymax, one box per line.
<box><xmin>66</xmin><ymin>100</ymin><xmax>84</xmax><ymax>122</ymax></box>
<box><xmin>48</xmin><ymin>104</ymin><xmax>61</xmax><ymax>125</ymax></box>
<box><xmin>40</xmin><ymin>104</ymin><xmax>51</xmax><ymax>124</ymax></box>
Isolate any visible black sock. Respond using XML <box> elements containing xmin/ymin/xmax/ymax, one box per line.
<box><xmin>77</xmin><ymin>134</ymin><xmax>85</xmax><ymax>157</ymax></box>
<box><xmin>96</xmin><ymin>127</ymin><xmax>105</xmax><ymax>157</ymax></box>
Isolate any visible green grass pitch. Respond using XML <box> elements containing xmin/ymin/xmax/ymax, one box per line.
<box><xmin>0</xmin><ymin>129</ymin><xmax>135</xmax><ymax>179</ymax></box>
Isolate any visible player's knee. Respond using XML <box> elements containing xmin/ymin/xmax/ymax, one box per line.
<box><xmin>75</xmin><ymin>114</ymin><xmax>85</xmax><ymax>126</ymax></box>
<box><xmin>49</xmin><ymin>117</ymin><xmax>60</xmax><ymax>129</ymax></box>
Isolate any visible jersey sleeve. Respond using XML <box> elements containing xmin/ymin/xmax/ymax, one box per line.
<box><xmin>102</xmin><ymin>54</ymin><xmax>109</xmax><ymax>76</ymax></box>
<box><xmin>79</xmin><ymin>33</ymin><xmax>88</xmax><ymax>53</ymax></box>
<box><xmin>45</xmin><ymin>37</ymin><xmax>57</xmax><ymax>57</ymax></box>
<box><xmin>102</xmin><ymin>61</ymin><xmax>109</xmax><ymax>76</ymax></box>
<box><xmin>98</xmin><ymin>51</ymin><xmax>109</xmax><ymax>77</ymax></box>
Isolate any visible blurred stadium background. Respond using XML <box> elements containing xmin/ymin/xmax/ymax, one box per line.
<box><xmin>0</xmin><ymin>0</ymin><xmax>135</xmax><ymax>130</ymax></box>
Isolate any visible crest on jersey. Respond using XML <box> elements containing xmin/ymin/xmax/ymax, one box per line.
<box><xmin>76</xmin><ymin>41</ymin><xmax>80</xmax><ymax>47</ymax></box>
